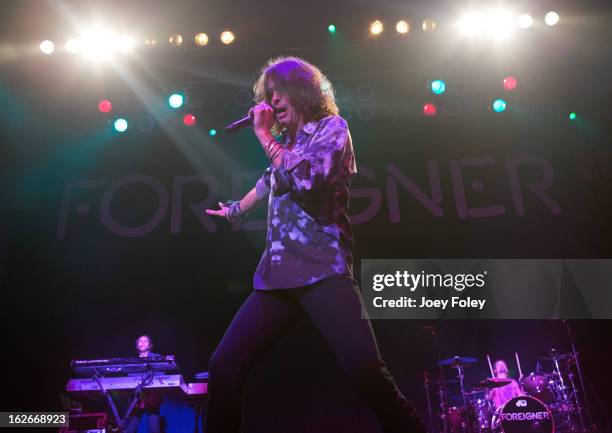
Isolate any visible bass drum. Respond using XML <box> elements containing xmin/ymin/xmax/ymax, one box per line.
<box><xmin>491</xmin><ymin>396</ymin><xmax>553</xmax><ymax>433</ymax></box>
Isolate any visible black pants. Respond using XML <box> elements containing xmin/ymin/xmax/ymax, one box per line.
<box><xmin>204</xmin><ymin>274</ymin><xmax>426</xmax><ymax>433</ymax></box>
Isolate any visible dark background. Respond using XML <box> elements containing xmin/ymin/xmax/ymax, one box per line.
<box><xmin>0</xmin><ymin>0</ymin><xmax>611</xmax><ymax>432</ymax></box>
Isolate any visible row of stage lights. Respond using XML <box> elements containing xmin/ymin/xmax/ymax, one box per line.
<box><xmin>38</xmin><ymin>30</ymin><xmax>236</xmax><ymax>57</ymax></box>
<box><xmin>363</xmin><ymin>11</ymin><xmax>560</xmax><ymax>39</ymax></box>
<box><xmin>99</xmin><ymin>93</ymin><xmax>217</xmax><ymax>135</ymax></box>
<box><xmin>38</xmin><ymin>11</ymin><xmax>561</xmax><ymax>57</ymax></box>
<box><xmin>98</xmin><ymin>85</ymin><xmax>579</xmax><ymax>133</ymax></box>
<box><xmin>421</xmin><ymin>76</ymin><xmax>577</xmax><ymax>120</ymax></box>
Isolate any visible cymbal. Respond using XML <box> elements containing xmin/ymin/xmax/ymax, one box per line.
<box><xmin>538</xmin><ymin>349</ymin><xmax>572</xmax><ymax>361</ymax></box>
<box><xmin>433</xmin><ymin>379</ymin><xmax>460</xmax><ymax>385</ymax></box>
<box><xmin>438</xmin><ymin>356</ymin><xmax>478</xmax><ymax>367</ymax></box>
<box><xmin>465</xmin><ymin>389</ymin><xmax>487</xmax><ymax>396</ymax></box>
<box><xmin>473</xmin><ymin>378</ymin><xmax>512</xmax><ymax>389</ymax></box>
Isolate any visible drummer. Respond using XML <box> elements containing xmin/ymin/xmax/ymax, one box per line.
<box><xmin>487</xmin><ymin>359</ymin><xmax>524</xmax><ymax>409</ymax></box>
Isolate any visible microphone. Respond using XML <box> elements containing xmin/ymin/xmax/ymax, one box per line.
<box><xmin>224</xmin><ymin>106</ymin><xmax>279</xmax><ymax>134</ymax></box>
<box><xmin>224</xmin><ymin>112</ymin><xmax>253</xmax><ymax>134</ymax></box>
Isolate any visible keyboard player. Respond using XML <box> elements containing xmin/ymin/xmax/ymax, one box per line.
<box><xmin>125</xmin><ymin>334</ymin><xmax>163</xmax><ymax>433</ymax></box>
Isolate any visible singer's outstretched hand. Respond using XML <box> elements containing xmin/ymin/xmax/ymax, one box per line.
<box><xmin>205</xmin><ymin>201</ymin><xmax>230</xmax><ymax>219</ymax></box>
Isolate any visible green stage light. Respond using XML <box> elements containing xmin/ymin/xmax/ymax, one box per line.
<box><xmin>114</xmin><ymin>118</ymin><xmax>128</xmax><ymax>132</ymax></box>
<box><xmin>209</xmin><ymin>129</ymin><xmax>217</xmax><ymax>136</ymax></box>
<box><xmin>431</xmin><ymin>80</ymin><xmax>446</xmax><ymax>95</ymax></box>
<box><xmin>493</xmin><ymin>99</ymin><xmax>507</xmax><ymax>113</ymax></box>
<box><xmin>168</xmin><ymin>93</ymin><xmax>184</xmax><ymax>109</ymax></box>
<box><xmin>569</xmin><ymin>112</ymin><xmax>577</xmax><ymax>120</ymax></box>
<box><xmin>328</xmin><ymin>25</ymin><xmax>336</xmax><ymax>34</ymax></box>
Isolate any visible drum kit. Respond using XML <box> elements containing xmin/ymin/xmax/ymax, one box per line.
<box><xmin>424</xmin><ymin>349</ymin><xmax>589</xmax><ymax>433</ymax></box>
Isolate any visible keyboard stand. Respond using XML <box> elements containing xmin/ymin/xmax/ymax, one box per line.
<box><xmin>92</xmin><ymin>367</ymin><xmax>154</xmax><ymax>432</ymax></box>
<box><xmin>92</xmin><ymin>369</ymin><xmax>122</xmax><ymax>428</ymax></box>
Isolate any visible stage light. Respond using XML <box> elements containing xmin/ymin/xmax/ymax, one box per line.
<box><xmin>457</xmin><ymin>13</ymin><xmax>485</xmax><ymax>36</ymax></box>
<box><xmin>168</xmin><ymin>93</ymin><xmax>184</xmax><ymax>109</ymax></box>
<box><xmin>220</xmin><ymin>31</ymin><xmax>235</xmax><ymax>45</ymax></box>
<box><xmin>488</xmin><ymin>11</ymin><xmax>514</xmax><ymax>39</ymax></box>
<box><xmin>423</xmin><ymin>103</ymin><xmax>437</xmax><ymax>116</ymax></box>
<box><xmin>492</xmin><ymin>99</ymin><xmax>507</xmax><ymax>112</ymax></box>
<box><xmin>183</xmin><ymin>114</ymin><xmax>196</xmax><ymax>126</ymax></box>
<box><xmin>81</xmin><ymin>29</ymin><xmax>115</xmax><ymax>61</ymax></box>
<box><xmin>114</xmin><ymin>35</ymin><xmax>135</xmax><ymax>53</ymax></box>
<box><xmin>431</xmin><ymin>80</ymin><xmax>446</xmax><ymax>95</ymax></box>
<box><xmin>457</xmin><ymin>11</ymin><xmax>514</xmax><ymax>39</ymax></box>
<box><xmin>98</xmin><ymin>99</ymin><xmax>112</xmax><ymax>113</ymax></box>
<box><xmin>195</xmin><ymin>33</ymin><xmax>209</xmax><ymax>46</ymax></box>
<box><xmin>370</xmin><ymin>20</ymin><xmax>384</xmax><ymax>35</ymax></box>
<box><xmin>503</xmin><ymin>76</ymin><xmax>517</xmax><ymax>91</ymax></box>
<box><xmin>114</xmin><ymin>118</ymin><xmax>128</xmax><ymax>132</ymax></box>
<box><xmin>396</xmin><ymin>20</ymin><xmax>409</xmax><ymax>34</ymax></box>
<box><xmin>144</xmin><ymin>38</ymin><xmax>157</xmax><ymax>46</ymax></box>
<box><xmin>209</xmin><ymin>129</ymin><xmax>217</xmax><ymax>136</ymax></box>
<box><xmin>545</xmin><ymin>11</ymin><xmax>560</xmax><ymax>26</ymax></box>
<box><xmin>65</xmin><ymin>38</ymin><xmax>82</xmax><ymax>54</ymax></box>
<box><xmin>40</xmin><ymin>40</ymin><xmax>55</xmax><ymax>54</ymax></box>
<box><xmin>169</xmin><ymin>34</ymin><xmax>183</xmax><ymax>46</ymax></box>
<box><xmin>517</xmin><ymin>14</ymin><xmax>533</xmax><ymax>29</ymax></box>
<box><xmin>422</xmin><ymin>20</ymin><xmax>437</xmax><ymax>32</ymax></box>
<box><xmin>328</xmin><ymin>24</ymin><xmax>336</xmax><ymax>34</ymax></box>
<box><xmin>569</xmin><ymin>112</ymin><xmax>577</xmax><ymax>120</ymax></box>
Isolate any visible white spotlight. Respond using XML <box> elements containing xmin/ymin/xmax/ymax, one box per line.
<box><xmin>458</xmin><ymin>12</ymin><xmax>485</xmax><ymax>36</ymax></box>
<box><xmin>370</xmin><ymin>20</ymin><xmax>384</xmax><ymax>35</ymax></box>
<box><xmin>396</xmin><ymin>20</ymin><xmax>409</xmax><ymax>34</ymax></box>
<box><xmin>517</xmin><ymin>14</ymin><xmax>533</xmax><ymax>29</ymax></box>
<box><xmin>82</xmin><ymin>29</ymin><xmax>115</xmax><ymax>61</ymax></box>
<box><xmin>487</xmin><ymin>11</ymin><xmax>514</xmax><ymax>39</ymax></box>
<box><xmin>40</xmin><ymin>40</ymin><xmax>55</xmax><ymax>54</ymax></box>
<box><xmin>114</xmin><ymin>35</ymin><xmax>135</xmax><ymax>53</ymax></box>
<box><xmin>220</xmin><ymin>31</ymin><xmax>235</xmax><ymax>45</ymax></box>
<box><xmin>545</xmin><ymin>11</ymin><xmax>560</xmax><ymax>26</ymax></box>
<box><xmin>65</xmin><ymin>38</ymin><xmax>82</xmax><ymax>54</ymax></box>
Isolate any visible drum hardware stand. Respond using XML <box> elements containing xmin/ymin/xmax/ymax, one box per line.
<box><xmin>438</xmin><ymin>380</ymin><xmax>449</xmax><ymax>433</ymax></box>
<box><xmin>423</xmin><ymin>325</ymin><xmax>448</xmax><ymax>433</ymax></box>
<box><xmin>568</xmin><ymin>370</ymin><xmax>586</xmax><ymax>433</ymax></box>
<box><xmin>564</xmin><ymin>320</ymin><xmax>592</xmax><ymax>432</ymax></box>
<box><xmin>424</xmin><ymin>371</ymin><xmax>435</xmax><ymax>433</ymax></box>
<box><xmin>550</xmin><ymin>350</ymin><xmax>576</xmax><ymax>431</ymax></box>
<box><xmin>453</xmin><ymin>358</ymin><xmax>471</xmax><ymax>433</ymax></box>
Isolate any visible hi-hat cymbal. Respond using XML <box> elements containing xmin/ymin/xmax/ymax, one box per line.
<box><xmin>473</xmin><ymin>378</ymin><xmax>512</xmax><ymax>389</ymax></box>
<box><xmin>438</xmin><ymin>356</ymin><xmax>478</xmax><ymax>367</ymax></box>
<box><xmin>538</xmin><ymin>349</ymin><xmax>571</xmax><ymax>361</ymax></box>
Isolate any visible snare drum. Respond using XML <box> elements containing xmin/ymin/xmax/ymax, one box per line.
<box><xmin>491</xmin><ymin>396</ymin><xmax>553</xmax><ymax>433</ymax></box>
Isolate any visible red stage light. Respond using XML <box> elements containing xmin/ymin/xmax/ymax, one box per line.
<box><xmin>503</xmin><ymin>76</ymin><xmax>517</xmax><ymax>91</ymax></box>
<box><xmin>423</xmin><ymin>103</ymin><xmax>437</xmax><ymax>116</ymax></box>
<box><xmin>183</xmin><ymin>114</ymin><xmax>197</xmax><ymax>126</ymax></box>
<box><xmin>98</xmin><ymin>99</ymin><xmax>112</xmax><ymax>113</ymax></box>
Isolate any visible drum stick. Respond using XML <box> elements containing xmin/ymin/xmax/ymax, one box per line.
<box><xmin>487</xmin><ymin>354</ymin><xmax>494</xmax><ymax>378</ymax></box>
<box><xmin>515</xmin><ymin>352</ymin><xmax>523</xmax><ymax>379</ymax></box>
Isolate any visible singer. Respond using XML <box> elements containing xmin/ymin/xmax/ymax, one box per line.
<box><xmin>204</xmin><ymin>56</ymin><xmax>426</xmax><ymax>433</ymax></box>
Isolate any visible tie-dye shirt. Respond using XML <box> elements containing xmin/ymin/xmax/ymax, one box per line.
<box><xmin>252</xmin><ymin>114</ymin><xmax>357</xmax><ymax>290</ymax></box>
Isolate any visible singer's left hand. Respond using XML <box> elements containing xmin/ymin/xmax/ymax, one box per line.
<box><xmin>250</xmin><ymin>103</ymin><xmax>276</xmax><ymax>139</ymax></box>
